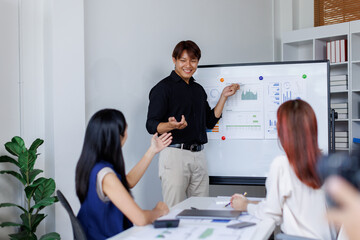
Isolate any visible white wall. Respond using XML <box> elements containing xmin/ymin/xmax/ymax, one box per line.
<box><xmin>43</xmin><ymin>1</ymin><xmax>85</xmax><ymax>239</ymax></box>
<box><xmin>0</xmin><ymin>0</ymin><xmax>85</xmax><ymax>239</ymax></box>
<box><xmin>273</xmin><ymin>0</ymin><xmax>314</xmax><ymax>60</ymax></box>
<box><xmin>84</xmin><ymin>0</ymin><xmax>274</xmax><ymax>210</ymax></box>
<box><xmin>0</xmin><ymin>0</ymin><xmax>21</xmax><ymax>238</ymax></box>
<box><xmin>293</xmin><ymin>0</ymin><xmax>314</xmax><ymax>30</ymax></box>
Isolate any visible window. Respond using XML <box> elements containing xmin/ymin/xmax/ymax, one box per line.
<box><xmin>314</xmin><ymin>0</ymin><xmax>360</xmax><ymax>26</ymax></box>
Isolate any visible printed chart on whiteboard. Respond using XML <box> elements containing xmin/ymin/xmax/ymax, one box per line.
<box><xmin>200</xmin><ymin>73</ymin><xmax>307</xmax><ymax>140</ymax></box>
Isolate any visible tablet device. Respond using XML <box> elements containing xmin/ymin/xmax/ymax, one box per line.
<box><xmin>176</xmin><ymin>209</ymin><xmax>242</xmax><ymax>220</ymax></box>
<box><xmin>226</xmin><ymin>221</ymin><xmax>256</xmax><ymax>229</ymax></box>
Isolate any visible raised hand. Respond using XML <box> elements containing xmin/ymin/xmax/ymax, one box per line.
<box><xmin>230</xmin><ymin>193</ymin><xmax>248</xmax><ymax>211</ymax></box>
<box><xmin>222</xmin><ymin>83</ymin><xmax>240</xmax><ymax>98</ymax></box>
<box><xmin>168</xmin><ymin>115</ymin><xmax>188</xmax><ymax>130</ymax></box>
<box><xmin>150</xmin><ymin>132</ymin><xmax>172</xmax><ymax>154</ymax></box>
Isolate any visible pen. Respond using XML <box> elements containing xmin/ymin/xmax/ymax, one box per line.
<box><xmin>225</xmin><ymin>192</ymin><xmax>247</xmax><ymax>207</ymax></box>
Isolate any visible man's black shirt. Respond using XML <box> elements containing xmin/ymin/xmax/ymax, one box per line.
<box><xmin>146</xmin><ymin>71</ymin><xmax>220</xmax><ymax>144</ymax></box>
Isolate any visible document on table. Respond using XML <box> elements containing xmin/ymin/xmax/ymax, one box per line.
<box><xmin>120</xmin><ymin>219</ymin><xmax>258</xmax><ymax>240</ymax></box>
<box><xmin>114</xmin><ymin>206</ymin><xmax>260</xmax><ymax>240</ymax></box>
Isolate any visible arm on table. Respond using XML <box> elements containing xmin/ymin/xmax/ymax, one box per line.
<box><xmin>103</xmin><ymin>173</ymin><xmax>169</xmax><ymax>226</ymax></box>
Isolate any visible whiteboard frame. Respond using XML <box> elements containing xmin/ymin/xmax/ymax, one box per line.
<box><xmin>196</xmin><ymin>60</ymin><xmax>330</xmax><ymax>185</ymax></box>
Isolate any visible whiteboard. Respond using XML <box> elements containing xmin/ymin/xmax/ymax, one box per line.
<box><xmin>193</xmin><ymin>61</ymin><xmax>330</xmax><ymax>185</ymax></box>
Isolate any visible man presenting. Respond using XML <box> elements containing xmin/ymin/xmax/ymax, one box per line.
<box><xmin>146</xmin><ymin>40</ymin><xmax>239</xmax><ymax>207</ymax></box>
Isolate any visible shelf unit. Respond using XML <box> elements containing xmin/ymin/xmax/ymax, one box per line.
<box><xmin>282</xmin><ymin>20</ymin><xmax>360</xmax><ymax>153</ymax></box>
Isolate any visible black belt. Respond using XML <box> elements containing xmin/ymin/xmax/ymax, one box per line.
<box><xmin>168</xmin><ymin>143</ymin><xmax>204</xmax><ymax>152</ymax></box>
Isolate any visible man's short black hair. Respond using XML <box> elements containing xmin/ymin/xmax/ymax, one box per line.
<box><xmin>172</xmin><ymin>40</ymin><xmax>201</xmax><ymax>60</ymax></box>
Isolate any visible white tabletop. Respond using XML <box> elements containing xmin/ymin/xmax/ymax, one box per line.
<box><xmin>108</xmin><ymin>196</ymin><xmax>275</xmax><ymax>240</ymax></box>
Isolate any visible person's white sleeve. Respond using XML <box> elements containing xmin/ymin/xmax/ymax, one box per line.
<box><xmin>96</xmin><ymin>167</ymin><xmax>115</xmax><ymax>202</ymax></box>
<box><xmin>247</xmin><ymin>156</ymin><xmax>291</xmax><ymax>225</ymax></box>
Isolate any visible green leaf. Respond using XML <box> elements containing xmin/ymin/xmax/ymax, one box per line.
<box><xmin>20</xmin><ymin>213</ymin><xmax>46</xmax><ymax>232</ymax></box>
<box><xmin>0</xmin><ymin>155</ymin><xmax>20</xmax><ymax>167</ymax></box>
<box><xmin>20</xmin><ymin>168</ymin><xmax>27</xmax><ymax>185</ymax></box>
<box><xmin>29</xmin><ymin>139</ymin><xmax>44</xmax><ymax>152</ymax></box>
<box><xmin>28</xmin><ymin>150</ymin><xmax>37</xmax><ymax>172</ymax></box>
<box><xmin>4</xmin><ymin>136</ymin><xmax>26</xmax><ymax>158</ymax></box>
<box><xmin>5</xmin><ymin>142</ymin><xmax>22</xmax><ymax>157</ymax></box>
<box><xmin>25</xmin><ymin>178</ymin><xmax>47</xmax><ymax>199</ymax></box>
<box><xmin>32</xmin><ymin>197</ymin><xmax>57</xmax><ymax>209</ymax></box>
<box><xmin>20</xmin><ymin>213</ymin><xmax>31</xmax><ymax>231</ymax></box>
<box><xmin>0</xmin><ymin>170</ymin><xmax>26</xmax><ymax>185</ymax></box>
<box><xmin>39</xmin><ymin>232</ymin><xmax>60</xmax><ymax>240</ymax></box>
<box><xmin>30</xmin><ymin>214</ymin><xmax>46</xmax><ymax>231</ymax></box>
<box><xmin>34</xmin><ymin>178</ymin><xmax>55</xmax><ymax>203</ymax></box>
<box><xmin>0</xmin><ymin>222</ymin><xmax>23</xmax><ymax>228</ymax></box>
<box><xmin>9</xmin><ymin>230</ymin><xmax>37</xmax><ymax>240</ymax></box>
<box><xmin>0</xmin><ymin>203</ymin><xmax>27</xmax><ymax>213</ymax></box>
<box><xmin>18</xmin><ymin>151</ymin><xmax>30</xmax><ymax>173</ymax></box>
<box><xmin>34</xmin><ymin>196</ymin><xmax>58</xmax><ymax>212</ymax></box>
<box><xmin>29</xmin><ymin>169</ymin><xmax>43</xmax><ymax>183</ymax></box>
<box><xmin>12</xmin><ymin>136</ymin><xmax>26</xmax><ymax>150</ymax></box>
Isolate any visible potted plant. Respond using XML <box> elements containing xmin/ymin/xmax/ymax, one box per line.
<box><xmin>0</xmin><ymin>136</ymin><xmax>60</xmax><ymax>240</ymax></box>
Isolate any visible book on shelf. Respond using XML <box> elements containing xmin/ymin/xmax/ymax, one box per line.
<box><xmin>327</xmin><ymin>39</ymin><xmax>347</xmax><ymax>63</ymax></box>
<box><xmin>330</xmin><ymin>75</ymin><xmax>347</xmax><ymax>81</ymax></box>
<box><xmin>330</xmin><ymin>80</ymin><xmax>347</xmax><ymax>86</ymax></box>
<box><xmin>330</xmin><ymin>85</ymin><xmax>347</xmax><ymax>92</ymax></box>
<box><xmin>335</xmin><ymin>142</ymin><xmax>349</xmax><ymax>148</ymax></box>
<box><xmin>334</xmin><ymin>137</ymin><xmax>349</xmax><ymax>143</ymax></box>
<box><xmin>334</xmin><ymin>108</ymin><xmax>348</xmax><ymax>114</ymax></box>
<box><xmin>332</xmin><ymin>131</ymin><xmax>348</xmax><ymax>138</ymax></box>
<box><xmin>336</xmin><ymin>40</ymin><xmax>340</xmax><ymax>63</ymax></box>
<box><xmin>340</xmin><ymin>39</ymin><xmax>347</xmax><ymax>62</ymax></box>
<box><xmin>331</xmin><ymin>102</ymin><xmax>348</xmax><ymax>108</ymax></box>
<box><xmin>337</xmin><ymin>113</ymin><xmax>348</xmax><ymax>119</ymax></box>
<box><xmin>331</xmin><ymin>41</ymin><xmax>336</xmax><ymax>63</ymax></box>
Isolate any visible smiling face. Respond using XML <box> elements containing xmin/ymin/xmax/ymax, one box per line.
<box><xmin>173</xmin><ymin>50</ymin><xmax>199</xmax><ymax>83</ymax></box>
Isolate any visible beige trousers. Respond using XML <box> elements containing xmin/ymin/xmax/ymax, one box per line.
<box><xmin>159</xmin><ymin>147</ymin><xmax>209</xmax><ymax>207</ymax></box>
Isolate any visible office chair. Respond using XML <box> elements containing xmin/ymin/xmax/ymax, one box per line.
<box><xmin>275</xmin><ymin>233</ymin><xmax>318</xmax><ymax>240</ymax></box>
<box><xmin>57</xmin><ymin>190</ymin><xmax>87</xmax><ymax>240</ymax></box>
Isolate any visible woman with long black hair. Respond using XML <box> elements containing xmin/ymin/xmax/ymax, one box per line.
<box><xmin>76</xmin><ymin>109</ymin><xmax>172</xmax><ymax>240</ymax></box>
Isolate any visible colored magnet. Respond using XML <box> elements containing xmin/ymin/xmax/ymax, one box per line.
<box><xmin>259</xmin><ymin>76</ymin><xmax>263</xmax><ymax>80</ymax></box>
<box><xmin>302</xmin><ymin>74</ymin><xmax>307</xmax><ymax>79</ymax></box>
<box><xmin>221</xmin><ymin>136</ymin><xmax>226</xmax><ymax>140</ymax></box>
<box><xmin>220</xmin><ymin>78</ymin><xmax>224</xmax><ymax>82</ymax></box>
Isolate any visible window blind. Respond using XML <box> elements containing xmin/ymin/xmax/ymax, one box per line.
<box><xmin>314</xmin><ymin>0</ymin><xmax>360</xmax><ymax>26</ymax></box>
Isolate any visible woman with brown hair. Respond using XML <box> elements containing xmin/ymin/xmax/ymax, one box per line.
<box><xmin>231</xmin><ymin>99</ymin><xmax>336</xmax><ymax>239</ymax></box>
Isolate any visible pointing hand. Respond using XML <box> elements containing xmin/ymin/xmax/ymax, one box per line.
<box><xmin>222</xmin><ymin>83</ymin><xmax>240</xmax><ymax>98</ymax></box>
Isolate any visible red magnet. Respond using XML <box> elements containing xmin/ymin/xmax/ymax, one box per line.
<box><xmin>221</xmin><ymin>136</ymin><xmax>226</xmax><ymax>140</ymax></box>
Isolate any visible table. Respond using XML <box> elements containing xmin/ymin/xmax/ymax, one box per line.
<box><xmin>108</xmin><ymin>197</ymin><xmax>276</xmax><ymax>240</ymax></box>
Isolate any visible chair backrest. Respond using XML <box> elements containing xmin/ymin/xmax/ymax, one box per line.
<box><xmin>56</xmin><ymin>190</ymin><xmax>87</xmax><ymax>240</ymax></box>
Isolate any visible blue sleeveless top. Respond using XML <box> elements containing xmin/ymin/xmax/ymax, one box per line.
<box><xmin>77</xmin><ymin>161</ymin><xmax>132</xmax><ymax>240</ymax></box>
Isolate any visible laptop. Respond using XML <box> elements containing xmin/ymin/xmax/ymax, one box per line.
<box><xmin>176</xmin><ymin>209</ymin><xmax>243</xmax><ymax>220</ymax></box>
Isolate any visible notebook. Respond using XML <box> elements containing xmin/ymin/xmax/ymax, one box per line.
<box><xmin>176</xmin><ymin>209</ymin><xmax>243</xmax><ymax>220</ymax></box>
